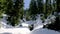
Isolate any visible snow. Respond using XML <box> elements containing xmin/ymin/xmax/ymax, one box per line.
<box><xmin>2</xmin><ymin>14</ymin><xmax>7</xmax><ymax>17</ymax></box>
<box><xmin>0</xmin><ymin>25</ymin><xmax>60</xmax><ymax>34</ymax></box>
<box><xmin>30</xmin><ymin>24</ymin><xmax>60</xmax><ymax>34</ymax></box>
<box><xmin>34</xmin><ymin>25</ymin><xmax>43</xmax><ymax>30</ymax></box>
<box><xmin>0</xmin><ymin>14</ymin><xmax>60</xmax><ymax>34</ymax></box>
<box><xmin>30</xmin><ymin>28</ymin><xmax>60</xmax><ymax>34</ymax></box>
<box><xmin>30</xmin><ymin>15</ymin><xmax>60</xmax><ymax>34</ymax></box>
<box><xmin>0</xmin><ymin>28</ymin><xmax>30</xmax><ymax>34</ymax></box>
<box><xmin>22</xmin><ymin>23</ymin><xmax>29</xmax><ymax>27</ymax></box>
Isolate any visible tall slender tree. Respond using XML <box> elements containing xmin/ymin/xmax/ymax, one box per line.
<box><xmin>37</xmin><ymin>0</ymin><xmax>44</xmax><ymax>14</ymax></box>
<box><xmin>29</xmin><ymin>0</ymin><xmax>38</xmax><ymax>15</ymax></box>
<box><xmin>29</xmin><ymin>0</ymin><xmax>38</xmax><ymax>20</ymax></box>
<box><xmin>57</xmin><ymin>0</ymin><xmax>60</xmax><ymax>13</ymax></box>
<box><xmin>44</xmin><ymin>0</ymin><xmax>52</xmax><ymax>18</ymax></box>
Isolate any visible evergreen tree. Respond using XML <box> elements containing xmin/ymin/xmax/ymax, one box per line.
<box><xmin>43</xmin><ymin>0</ymin><xmax>60</xmax><ymax>31</ymax></box>
<box><xmin>53</xmin><ymin>0</ymin><xmax>57</xmax><ymax>12</ymax></box>
<box><xmin>37</xmin><ymin>0</ymin><xmax>44</xmax><ymax>14</ymax></box>
<box><xmin>44</xmin><ymin>0</ymin><xmax>52</xmax><ymax>19</ymax></box>
<box><xmin>0</xmin><ymin>0</ymin><xmax>7</xmax><ymax>27</ymax></box>
<box><xmin>29</xmin><ymin>0</ymin><xmax>38</xmax><ymax>15</ymax></box>
<box><xmin>29</xmin><ymin>0</ymin><xmax>38</xmax><ymax>20</ymax></box>
<box><xmin>6</xmin><ymin>0</ymin><xmax>24</xmax><ymax>26</ymax></box>
<box><xmin>24</xmin><ymin>9</ymin><xmax>31</xmax><ymax>21</ymax></box>
<box><xmin>0</xmin><ymin>0</ymin><xmax>6</xmax><ymax>18</ymax></box>
<box><xmin>57</xmin><ymin>0</ymin><xmax>60</xmax><ymax>13</ymax></box>
<box><xmin>51</xmin><ymin>0</ymin><xmax>57</xmax><ymax>15</ymax></box>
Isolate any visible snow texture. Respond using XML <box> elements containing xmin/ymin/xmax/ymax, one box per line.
<box><xmin>0</xmin><ymin>14</ymin><xmax>60</xmax><ymax>34</ymax></box>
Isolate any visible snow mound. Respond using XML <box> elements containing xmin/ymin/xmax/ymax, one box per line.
<box><xmin>30</xmin><ymin>28</ymin><xmax>60</xmax><ymax>34</ymax></box>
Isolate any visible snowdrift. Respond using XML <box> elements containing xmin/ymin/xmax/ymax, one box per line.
<box><xmin>30</xmin><ymin>28</ymin><xmax>60</xmax><ymax>34</ymax></box>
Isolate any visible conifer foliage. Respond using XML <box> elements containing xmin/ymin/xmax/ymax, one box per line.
<box><xmin>0</xmin><ymin>0</ymin><xmax>6</xmax><ymax>18</ymax></box>
<box><xmin>5</xmin><ymin>0</ymin><xmax>24</xmax><ymax>26</ymax></box>
<box><xmin>43</xmin><ymin>0</ymin><xmax>60</xmax><ymax>31</ymax></box>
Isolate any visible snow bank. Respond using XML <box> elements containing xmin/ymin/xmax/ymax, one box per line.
<box><xmin>30</xmin><ymin>28</ymin><xmax>60</xmax><ymax>34</ymax></box>
<box><xmin>30</xmin><ymin>23</ymin><xmax>60</xmax><ymax>34</ymax></box>
<box><xmin>0</xmin><ymin>28</ymin><xmax>30</xmax><ymax>34</ymax></box>
<box><xmin>0</xmin><ymin>14</ymin><xmax>59</xmax><ymax>34</ymax></box>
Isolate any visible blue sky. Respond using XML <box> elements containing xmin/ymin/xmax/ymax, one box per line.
<box><xmin>24</xmin><ymin>0</ymin><xmax>45</xmax><ymax>9</ymax></box>
<box><xmin>24</xmin><ymin>0</ymin><xmax>50</xmax><ymax>9</ymax></box>
<box><xmin>24</xmin><ymin>0</ymin><xmax>31</xmax><ymax>9</ymax></box>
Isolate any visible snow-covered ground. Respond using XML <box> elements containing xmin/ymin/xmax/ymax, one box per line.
<box><xmin>0</xmin><ymin>24</ymin><xmax>60</xmax><ymax>34</ymax></box>
<box><xmin>30</xmin><ymin>28</ymin><xmax>60</xmax><ymax>34</ymax></box>
<box><xmin>0</xmin><ymin>14</ymin><xmax>60</xmax><ymax>34</ymax></box>
<box><xmin>0</xmin><ymin>28</ymin><xmax>30</xmax><ymax>34</ymax></box>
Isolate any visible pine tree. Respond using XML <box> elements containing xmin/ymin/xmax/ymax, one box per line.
<box><xmin>37</xmin><ymin>0</ymin><xmax>44</xmax><ymax>14</ymax></box>
<box><xmin>0</xmin><ymin>0</ymin><xmax>7</xmax><ymax>27</ymax></box>
<box><xmin>24</xmin><ymin>9</ymin><xmax>31</xmax><ymax>21</ymax></box>
<box><xmin>29</xmin><ymin>0</ymin><xmax>38</xmax><ymax>15</ymax></box>
<box><xmin>44</xmin><ymin>0</ymin><xmax>52</xmax><ymax>19</ymax></box>
<box><xmin>51</xmin><ymin>0</ymin><xmax>57</xmax><ymax>15</ymax></box>
<box><xmin>29</xmin><ymin>0</ymin><xmax>44</xmax><ymax>20</ymax></box>
<box><xmin>57</xmin><ymin>0</ymin><xmax>60</xmax><ymax>13</ymax></box>
<box><xmin>29</xmin><ymin>0</ymin><xmax>38</xmax><ymax>20</ymax></box>
<box><xmin>43</xmin><ymin>0</ymin><xmax>60</xmax><ymax>31</ymax></box>
<box><xmin>6</xmin><ymin>0</ymin><xmax>24</xmax><ymax>26</ymax></box>
<box><xmin>0</xmin><ymin>0</ymin><xmax>6</xmax><ymax>18</ymax></box>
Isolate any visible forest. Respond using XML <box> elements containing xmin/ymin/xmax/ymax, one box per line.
<box><xmin>0</xmin><ymin>0</ymin><xmax>60</xmax><ymax>31</ymax></box>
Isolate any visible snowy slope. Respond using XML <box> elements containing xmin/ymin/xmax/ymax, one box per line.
<box><xmin>30</xmin><ymin>25</ymin><xmax>60</xmax><ymax>34</ymax></box>
<box><xmin>0</xmin><ymin>14</ymin><xmax>60</xmax><ymax>34</ymax></box>
<box><xmin>30</xmin><ymin>14</ymin><xmax>60</xmax><ymax>34</ymax></box>
<box><xmin>0</xmin><ymin>24</ymin><xmax>60</xmax><ymax>34</ymax></box>
<box><xmin>30</xmin><ymin>28</ymin><xmax>60</xmax><ymax>34</ymax></box>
